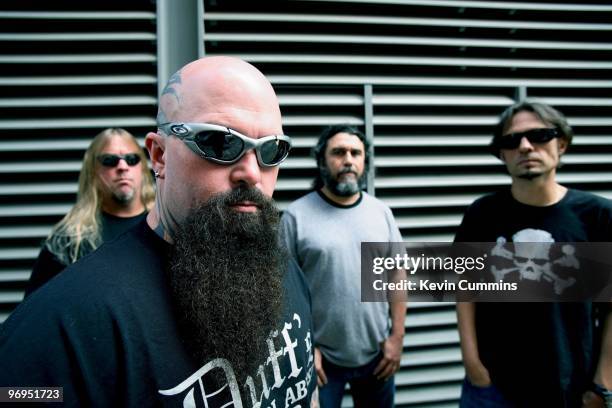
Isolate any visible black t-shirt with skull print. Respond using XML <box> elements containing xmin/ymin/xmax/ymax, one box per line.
<box><xmin>455</xmin><ymin>188</ymin><xmax>612</xmax><ymax>408</ymax></box>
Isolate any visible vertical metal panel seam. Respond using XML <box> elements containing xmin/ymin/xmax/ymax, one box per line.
<box><xmin>364</xmin><ymin>84</ymin><xmax>376</xmax><ymax>195</ymax></box>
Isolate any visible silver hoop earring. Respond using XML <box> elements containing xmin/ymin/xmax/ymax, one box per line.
<box><xmin>154</xmin><ymin>170</ymin><xmax>160</xmax><ymax>178</ymax></box>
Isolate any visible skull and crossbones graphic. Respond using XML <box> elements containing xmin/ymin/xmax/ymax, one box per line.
<box><xmin>490</xmin><ymin>229</ymin><xmax>578</xmax><ymax>295</ymax></box>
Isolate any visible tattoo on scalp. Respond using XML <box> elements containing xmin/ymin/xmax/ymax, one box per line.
<box><xmin>157</xmin><ymin>70</ymin><xmax>182</xmax><ymax>126</ymax></box>
<box><xmin>162</xmin><ymin>70</ymin><xmax>182</xmax><ymax>99</ymax></box>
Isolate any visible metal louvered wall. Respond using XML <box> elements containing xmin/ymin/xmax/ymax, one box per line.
<box><xmin>0</xmin><ymin>0</ymin><xmax>611</xmax><ymax>407</ymax></box>
<box><xmin>202</xmin><ymin>1</ymin><xmax>612</xmax><ymax>407</ymax></box>
<box><xmin>0</xmin><ymin>1</ymin><xmax>158</xmax><ymax>321</ymax></box>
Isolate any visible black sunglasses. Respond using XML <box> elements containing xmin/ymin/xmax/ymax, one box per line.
<box><xmin>498</xmin><ymin>128</ymin><xmax>560</xmax><ymax>150</ymax></box>
<box><xmin>158</xmin><ymin>122</ymin><xmax>292</xmax><ymax>167</ymax></box>
<box><xmin>97</xmin><ymin>153</ymin><xmax>141</xmax><ymax>167</ymax></box>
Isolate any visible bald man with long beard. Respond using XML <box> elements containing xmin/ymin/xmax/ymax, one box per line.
<box><xmin>0</xmin><ymin>57</ymin><xmax>316</xmax><ymax>408</ymax></box>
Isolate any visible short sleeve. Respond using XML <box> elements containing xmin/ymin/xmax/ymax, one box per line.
<box><xmin>280</xmin><ymin>210</ymin><xmax>299</xmax><ymax>262</ymax></box>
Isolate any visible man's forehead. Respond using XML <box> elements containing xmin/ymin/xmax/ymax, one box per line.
<box><xmin>101</xmin><ymin>136</ymin><xmax>140</xmax><ymax>152</ymax></box>
<box><xmin>327</xmin><ymin>132</ymin><xmax>364</xmax><ymax>149</ymax></box>
<box><xmin>187</xmin><ymin>105</ymin><xmax>283</xmax><ymax>137</ymax></box>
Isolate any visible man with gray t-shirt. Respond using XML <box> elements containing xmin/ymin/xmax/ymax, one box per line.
<box><xmin>281</xmin><ymin>124</ymin><xmax>406</xmax><ymax>408</ymax></box>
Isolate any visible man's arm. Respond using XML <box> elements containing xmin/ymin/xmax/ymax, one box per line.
<box><xmin>373</xmin><ymin>207</ymin><xmax>407</xmax><ymax>380</ymax></box>
<box><xmin>456</xmin><ymin>302</ymin><xmax>491</xmax><ymax>386</ymax></box>
<box><xmin>374</xmin><ymin>295</ymin><xmax>406</xmax><ymax>380</ymax></box>
<box><xmin>281</xmin><ymin>210</ymin><xmax>331</xmax><ymax>388</ymax></box>
<box><xmin>279</xmin><ymin>211</ymin><xmax>299</xmax><ymax>261</ymax></box>
<box><xmin>583</xmin><ymin>307</ymin><xmax>612</xmax><ymax>407</ymax></box>
<box><xmin>594</xmin><ymin>308</ymin><xmax>612</xmax><ymax>388</ymax></box>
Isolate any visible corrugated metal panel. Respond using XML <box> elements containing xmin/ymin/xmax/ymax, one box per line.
<box><xmin>202</xmin><ymin>1</ymin><xmax>612</xmax><ymax>406</ymax></box>
<box><xmin>0</xmin><ymin>1</ymin><xmax>609</xmax><ymax>407</ymax></box>
<box><xmin>0</xmin><ymin>1</ymin><xmax>157</xmax><ymax>321</ymax></box>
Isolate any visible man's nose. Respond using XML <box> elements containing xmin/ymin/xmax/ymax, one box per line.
<box><xmin>342</xmin><ymin>152</ymin><xmax>355</xmax><ymax>165</ymax></box>
<box><xmin>230</xmin><ymin>150</ymin><xmax>261</xmax><ymax>188</ymax></box>
<box><xmin>518</xmin><ymin>136</ymin><xmax>534</xmax><ymax>152</ymax></box>
<box><xmin>116</xmin><ymin>158</ymin><xmax>129</xmax><ymax>170</ymax></box>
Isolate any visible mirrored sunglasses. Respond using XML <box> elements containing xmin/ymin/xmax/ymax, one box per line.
<box><xmin>498</xmin><ymin>128</ymin><xmax>560</xmax><ymax>150</ymax></box>
<box><xmin>97</xmin><ymin>153</ymin><xmax>141</xmax><ymax>167</ymax></box>
<box><xmin>158</xmin><ymin>122</ymin><xmax>292</xmax><ymax>167</ymax></box>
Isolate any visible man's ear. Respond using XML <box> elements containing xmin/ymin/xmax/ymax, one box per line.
<box><xmin>498</xmin><ymin>151</ymin><xmax>507</xmax><ymax>164</ymax></box>
<box><xmin>145</xmin><ymin>132</ymin><xmax>166</xmax><ymax>177</ymax></box>
<box><xmin>558</xmin><ymin>138</ymin><xmax>568</xmax><ymax>156</ymax></box>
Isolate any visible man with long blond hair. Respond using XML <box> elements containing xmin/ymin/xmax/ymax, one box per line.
<box><xmin>25</xmin><ymin>127</ymin><xmax>155</xmax><ymax>296</ymax></box>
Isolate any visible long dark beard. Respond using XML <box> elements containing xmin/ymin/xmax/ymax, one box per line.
<box><xmin>169</xmin><ymin>186</ymin><xmax>285</xmax><ymax>386</ymax></box>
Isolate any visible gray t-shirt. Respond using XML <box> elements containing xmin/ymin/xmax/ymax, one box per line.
<box><xmin>281</xmin><ymin>190</ymin><xmax>403</xmax><ymax>367</ymax></box>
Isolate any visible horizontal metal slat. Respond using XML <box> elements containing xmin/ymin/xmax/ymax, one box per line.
<box><xmin>374</xmin><ymin>115</ymin><xmax>497</xmax><ymax>126</ymax></box>
<box><xmin>376</xmin><ymin>172</ymin><xmax>612</xmax><ymax>189</ymax></box>
<box><xmin>395</xmin><ymin>365</ymin><xmax>464</xmax><ymax>386</ymax></box>
<box><xmin>276</xmin><ymin>178</ymin><xmax>312</xmax><ymax>191</ymax></box>
<box><xmin>569</xmin><ymin>118</ymin><xmax>612</xmax><ymax>126</ymax></box>
<box><xmin>0</xmin><ymin>183</ymin><xmax>76</xmax><ymax>195</ymax></box>
<box><xmin>207</xmin><ymin>33</ymin><xmax>612</xmax><ymax>50</ymax></box>
<box><xmin>375</xmin><ymin>136</ymin><xmax>489</xmax><ymax>147</ymax></box>
<box><xmin>0</xmin><ymin>270</ymin><xmax>31</xmax><ymax>283</ymax></box>
<box><xmin>0</xmin><ymin>138</ymin><xmax>147</xmax><ymax>152</ymax></box>
<box><xmin>283</xmin><ymin>116</ymin><xmax>364</xmax><ymax>126</ymax></box>
<box><xmin>0</xmin><ymin>140</ymin><xmax>91</xmax><ymax>151</ymax></box>
<box><xmin>376</xmin><ymin>116</ymin><xmax>612</xmax><ymax>127</ymax></box>
<box><xmin>0</xmin><ymin>75</ymin><xmax>156</xmax><ymax>86</ymax></box>
<box><xmin>0</xmin><ymin>248</ymin><xmax>38</xmax><ymax>261</ymax></box>
<box><xmin>394</xmin><ymin>383</ymin><xmax>461</xmax><ymax>405</ymax></box>
<box><xmin>0</xmin><ymin>117</ymin><xmax>155</xmax><ymax>129</ymax></box>
<box><xmin>269</xmin><ymin>75</ymin><xmax>612</xmax><ymax>88</ymax></box>
<box><xmin>240</xmin><ymin>54</ymin><xmax>612</xmax><ymax>70</ymax></box>
<box><xmin>303</xmin><ymin>0</ymin><xmax>612</xmax><ymax>12</ymax></box>
<box><xmin>0</xmin><ymin>291</ymin><xmax>24</xmax><ymax>303</ymax></box>
<box><xmin>0</xmin><ymin>162</ymin><xmax>76</xmax><ymax>174</ymax></box>
<box><xmin>0</xmin><ymin>33</ymin><xmax>155</xmax><ymax>41</ymax></box>
<box><xmin>0</xmin><ymin>54</ymin><xmax>156</xmax><ymax>63</ymax></box>
<box><xmin>279</xmin><ymin>94</ymin><xmax>363</xmax><ymax>106</ymax></box>
<box><xmin>0</xmin><ymin>96</ymin><xmax>157</xmax><ymax>108</ymax></box>
<box><xmin>375</xmin><ymin>154</ymin><xmax>612</xmax><ymax>168</ymax></box>
<box><xmin>0</xmin><ymin>226</ymin><xmax>50</xmax><ymax>239</ymax></box>
<box><xmin>396</xmin><ymin>215</ymin><xmax>462</xmax><ymax>229</ymax></box>
<box><xmin>285</xmin><ymin>137</ymin><xmax>318</xmax><ymax>149</ymax></box>
<box><xmin>405</xmin><ymin>328</ymin><xmax>460</xmax><ymax>347</ymax></box>
<box><xmin>205</xmin><ymin>12</ymin><xmax>612</xmax><ymax>31</ymax></box>
<box><xmin>403</xmin><ymin>233</ymin><xmax>456</xmax><ymax>243</ymax></box>
<box><xmin>383</xmin><ymin>194</ymin><xmax>482</xmax><ymax>209</ymax></box>
<box><xmin>0</xmin><ymin>204</ymin><xmax>71</xmax><ymax>217</ymax></box>
<box><xmin>376</xmin><ymin>155</ymin><xmax>494</xmax><ymax>167</ymax></box>
<box><xmin>534</xmin><ymin>98</ymin><xmax>612</xmax><ymax>107</ymax></box>
<box><xmin>405</xmin><ymin>309</ymin><xmax>457</xmax><ymax>328</ymax></box>
<box><xmin>403</xmin><ymin>346</ymin><xmax>462</xmax><ymax>367</ymax></box>
<box><xmin>375</xmin><ymin>135</ymin><xmax>612</xmax><ymax>147</ymax></box>
<box><xmin>373</xmin><ymin>95</ymin><xmax>513</xmax><ymax>106</ymax></box>
<box><xmin>0</xmin><ymin>11</ymin><xmax>155</xmax><ymax>20</ymax></box>
<box><xmin>377</xmin><ymin>174</ymin><xmax>507</xmax><ymax>188</ymax></box>
<box><xmin>281</xmin><ymin>157</ymin><xmax>316</xmax><ymax>170</ymax></box>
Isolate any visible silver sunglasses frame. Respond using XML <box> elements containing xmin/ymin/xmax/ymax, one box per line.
<box><xmin>158</xmin><ymin>122</ymin><xmax>292</xmax><ymax>167</ymax></box>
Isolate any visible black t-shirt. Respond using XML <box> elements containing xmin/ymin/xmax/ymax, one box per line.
<box><xmin>455</xmin><ymin>188</ymin><xmax>612</xmax><ymax>408</ymax></box>
<box><xmin>25</xmin><ymin>211</ymin><xmax>147</xmax><ymax>297</ymax></box>
<box><xmin>1</xmin><ymin>220</ymin><xmax>316</xmax><ymax>407</ymax></box>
